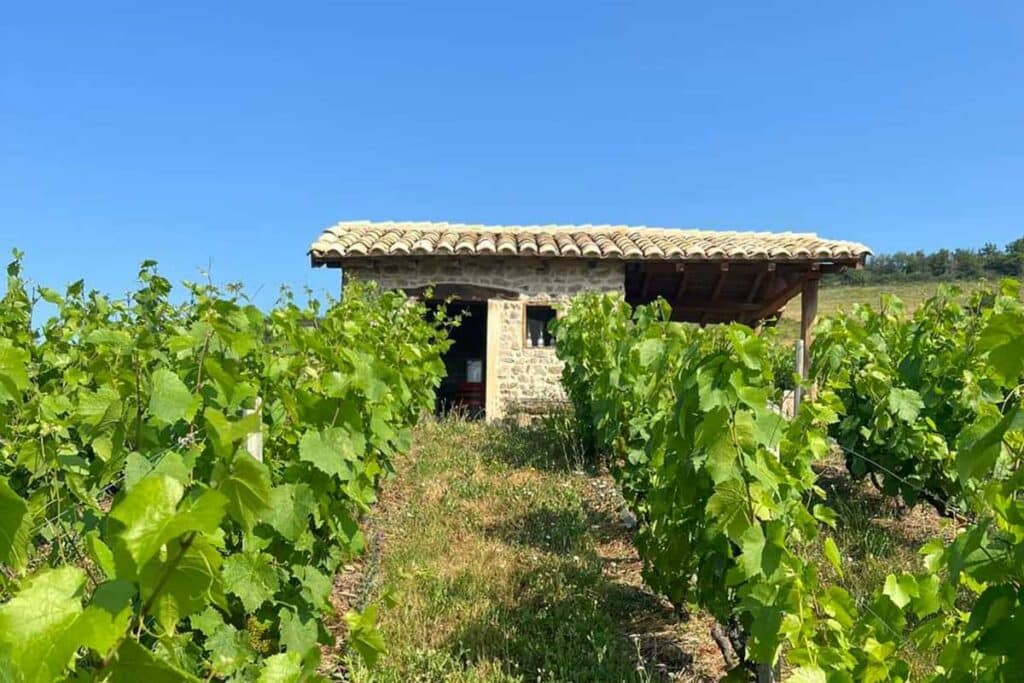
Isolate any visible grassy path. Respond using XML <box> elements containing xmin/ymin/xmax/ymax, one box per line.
<box><xmin>345</xmin><ymin>418</ymin><xmax>724</xmax><ymax>682</ymax></box>
<box><xmin>340</xmin><ymin>418</ymin><xmax>949</xmax><ymax>682</ymax></box>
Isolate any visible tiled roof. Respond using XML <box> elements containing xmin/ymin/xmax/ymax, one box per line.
<box><xmin>309</xmin><ymin>220</ymin><xmax>870</xmax><ymax>263</ymax></box>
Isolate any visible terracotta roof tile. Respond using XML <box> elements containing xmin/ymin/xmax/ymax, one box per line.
<box><xmin>310</xmin><ymin>220</ymin><xmax>871</xmax><ymax>263</ymax></box>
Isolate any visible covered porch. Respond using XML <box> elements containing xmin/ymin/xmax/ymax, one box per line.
<box><xmin>624</xmin><ymin>259</ymin><xmax>844</xmax><ymax>370</ymax></box>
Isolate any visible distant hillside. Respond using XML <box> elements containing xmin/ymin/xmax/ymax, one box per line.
<box><xmin>770</xmin><ymin>234</ymin><xmax>1024</xmax><ymax>345</ymax></box>
<box><xmin>774</xmin><ymin>279</ymin><xmax>991</xmax><ymax>344</ymax></box>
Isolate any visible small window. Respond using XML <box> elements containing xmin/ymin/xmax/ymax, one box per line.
<box><xmin>525</xmin><ymin>305</ymin><xmax>557</xmax><ymax>348</ymax></box>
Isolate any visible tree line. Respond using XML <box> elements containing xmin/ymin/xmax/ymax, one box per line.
<box><xmin>830</xmin><ymin>235</ymin><xmax>1024</xmax><ymax>284</ymax></box>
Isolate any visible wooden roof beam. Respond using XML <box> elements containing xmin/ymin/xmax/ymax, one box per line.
<box><xmin>745</xmin><ymin>262</ymin><xmax>775</xmax><ymax>303</ymax></box>
<box><xmin>674</xmin><ymin>302</ymin><xmax>762</xmax><ymax>314</ymax></box>
<box><xmin>753</xmin><ymin>269</ymin><xmax>820</xmax><ymax>320</ymax></box>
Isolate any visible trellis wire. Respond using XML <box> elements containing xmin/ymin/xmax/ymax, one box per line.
<box><xmin>24</xmin><ymin>429</ymin><xmax>207</xmax><ymax>575</ymax></box>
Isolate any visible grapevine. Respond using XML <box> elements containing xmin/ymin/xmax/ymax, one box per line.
<box><xmin>555</xmin><ymin>286</ymin><xmax>1024</xmax><ymax>681</ymax></box>
<box><xmin>0</xmin><ymin>252</ymin><xmax>450</xmax><ymax>680</ymax></box>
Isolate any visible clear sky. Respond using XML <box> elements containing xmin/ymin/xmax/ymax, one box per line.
<box><xmin>2</xmin><ymin>1</ymin><xmax>1023</xmax><ymax>306</ymax></box>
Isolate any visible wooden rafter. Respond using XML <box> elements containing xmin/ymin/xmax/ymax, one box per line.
<box><xmin>710</xmin><ymin>263</ymin><xmax>729</xmax><ymax>302</ymax></box>
<box><xmin>752</xmin><ymin>280</ymin><xmax>801</xmax><ymax>320</ymax></box>
<box><xmin>672</xmin><ymin>269</ymin><xmax>689</xmax><ymax>305</ymax></box>
<box><xmin>640</xmin><ymin>271</ymin><xmax>653</xmax><ymax>300</ymax></box>
<box><xmin>698</xmin><ymin>264</ymin><xmax>730</xmax><ymax>326</ymax></box>
<box><xmin>744</xmin><ymin>262</ymin><xmax>775</xmax><ymax>303</ymax></box>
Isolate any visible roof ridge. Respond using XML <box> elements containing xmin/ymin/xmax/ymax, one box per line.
<box><xmin>324</xmin><ymin>219</ymin><xmax>825</xmax><ymax>239</ymax></box>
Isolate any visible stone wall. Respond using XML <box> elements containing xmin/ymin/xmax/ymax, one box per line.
<box><xmin>342</xmin><ymin>257</ymin><xmax>624</xmax><ymax>418</ymax></box>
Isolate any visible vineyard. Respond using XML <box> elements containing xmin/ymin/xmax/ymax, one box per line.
<box><xmin>0</xmin><ymin>253</ymin><xmax>450</xmax><ymax>680</ymax></box>
<box><xmin>1</xmin><ymin>253</ymin><xmax>1023</xmax><ymax>682</ymax></box>
<box><xmin>554</xmin><ymin>282</ymin><xmax>1024</xmax><ymax>681</ymax></box>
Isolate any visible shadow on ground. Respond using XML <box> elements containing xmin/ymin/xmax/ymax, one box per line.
<box><xmin>483</xmin><ymin>496</ymin><xmax>628</xmax><ymax>556</ymax></box>
<box><xmin>482</xmin><ymin>411</ymin><xmax>604</xmax><ymax>474</ymax></box>
<box><xmin>446</xmin><ymin>558</ymin><xmax>691</xmax><ymax>683</ymax></box>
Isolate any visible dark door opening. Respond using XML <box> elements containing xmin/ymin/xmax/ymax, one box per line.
<box><xmin>429</xmin><ymin>300</ymin><xmax>487</xmax><ymax>418</ymax></box>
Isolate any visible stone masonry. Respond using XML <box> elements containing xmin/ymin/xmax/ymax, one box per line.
<box><xmin>342</xmin><ymin>257</ymin><xmax>624</xmax><ymax>419</ymax></box>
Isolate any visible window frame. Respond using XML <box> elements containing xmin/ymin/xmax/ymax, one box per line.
<box><xmin>522</xmin><ymin>303</ymin><xmax>557</xmax><ymax>349</ymax></box>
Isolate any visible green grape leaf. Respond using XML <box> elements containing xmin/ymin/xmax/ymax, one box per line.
<box><xmin>73</xmin><ymin>579</ymin><xmax>136</xmax><ymax>658</ymax></box>
<box><xmin>77</xmin><ymin>385</ymin><xmax>122</xmax><ymax>429</ymax></box>
<box><xmin>190</xmin><ymin>606</ymin><xmax>226</xmax><ymax>637</ymax></box>
<box><xmin>883</xmin><ymin>573</ymin><xmax>918</xmax><ymax>609</ymax></box>
<box><xmin>820</xmin><ymin>586</ymin><xmax>856</xmax><ymax>629</ymax></box>
<box><xmin>738</xmin><ymin>524</ymin><xmax>766</xmax><ymax>579</ymax></box>
<box><xmin>745</xmin><ymin>605</ymin><xmax>783</xmax><ymax>664</ymax></box>
<box><xmin>344</xmin><ymin>604</ymin><xmax>386</xmax><ymax>668</ymax></box>
<box><xmin>887</xmin><ymin>388</ymin><xmax>924</xmax><ymax>423</ymax></box>
<box><xmin>979</xmin><ymin>311</ymin><xmax>1024</xmax><ymax>384</ymax></box>
<box><xmin>124</xmin><ymin>451</ymin><xmax>189</xmax><ymax>491</ymax></box>
<box><xmin>0</xmin><ymin>566</ymin><xmax>86</xmax><ymax>682</ymax></box>
<box><xmin>966</xmin><ymin>584</ymin><xmax>1016</xmax><ymax>636</ymax></box>
<box><xmin>911</xmin><ymin>573</ymin><xmax>942</xmax><ymax>618</ymax></box>
<box><xmin>706</xmin><ymin>478</ymin><xmax>753</xmax><ymax>542</ymax></box>
<box><xmin>636</xmin><ymin>339</ymin><xmax>664</xmax><ymax>367</ymax></box>
<box><xmin>822</xmin><ymin>537</ymin><xmax>843</xmax><ymax>578</ymax></box>
<box><xmin>299</xmin><ymin>427</ymin><xmax>364</xmax><ymax>479</ymax></box>
<box><xmin>85</xmin><ymin>531</ymin><xmax>117</xmax><ymax>579</ymax></box>
<box><xmin>0</xmin><ymin>343</ymin><xmax>29</xmax><ymax>404</ymax></box>
<box><xmin>222</xmin><ymin>551</ymin><xmax>279</xmax><ymax>611</ymax></box>
<box><xmin>257</xmin><ymin>652</ymin><xmax>303</xmax><ymax>683</ymax></box>
<box><xmin>204</xmin><ymin>622</ymin><xmax>255</xmax><ymax>677</ymax></box>
<box><xmin>84</xmin><ymin>328</ymin><xmax>134</xmax><ymax>351</ymax></box>
<box><xmin>956</xmin><ymin>406</ymin><xmax>1024</xmax><ymax>482</ymax></box>
<box><xmin>751</xmin><ymin>408</ymin><xmax>786</xmax><ymax>450</ymax></box>
<box><xmin>148</xmin><ymin>368</ymin><xmax>196</xmax><ymax>424</ymax></box>
<box><xmin>108</xmin><ymin>475</ymin><xmax>225</xmax><ymax>578</ymax></box>
<box><xmin>976</xmin><ymin>606</ymin><xmax>1024</xmax><ymax>657</ymax></box>
<box><xmin>219</xmin><ymin>451</ymin><xmax>272</xmax><ymax>532</ymax></box>
<box><xmin>106</xmin><ymin>639</ymin><xmax>201</xmax><ymax>682</ymax></box>
<box><xmin>293</xmin><ymin>565</ymin><xmax>332</xmax><ymax>612</ymax></box>
<box><xmin>788</xmin><ymin>667</ymin><xmax>827</xmax><ymax>683</ymax></box>
<box><xmin>279</xmin><ymin>608</ymin><xmax>320</xmax><ymax>658</ymax></box>
<box><xmin>139</xmin><ymin>536</ymin><xmax>226</xmax><ymax>633</ymax></box>
<box><xmin>264</xmin><ymin>483</ymin><xmax>316</xmax><ymax>541</ymax></box>
<box><xmin>204</xmin><ymin>407</ymin><xmax>260</xmax><ymax>458</ymax></box>
<box><xmin>0</xmin><ymin>477</ymin><xmax>31</xmax><ymax>572</ymax></box>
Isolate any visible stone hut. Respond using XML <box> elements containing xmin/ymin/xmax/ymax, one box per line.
<box><xmin>309</xmin><ymin>220</ymin><xmax>869</xmax><ymax>420</ymax></box>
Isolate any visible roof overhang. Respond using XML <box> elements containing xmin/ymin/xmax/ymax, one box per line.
<box><xmin>308</xmin><ymin>220</ymin><xmax>870</xmax><ymax>269</ymax></box>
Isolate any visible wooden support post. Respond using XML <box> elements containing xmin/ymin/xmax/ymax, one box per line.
<box><xmin>800</xmin><ymin>276</ymin><xmax>819</xmax><ymax>388</ymax></box>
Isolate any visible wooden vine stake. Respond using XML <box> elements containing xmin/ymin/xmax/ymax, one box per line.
<box><xmin>245</xmin><ymin>396</ymin><xmax>263</xmax><ymax>462</ymax></box>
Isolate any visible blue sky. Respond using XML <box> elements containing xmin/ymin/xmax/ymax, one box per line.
<box><xmin>2</xmin><ymin>1</ymin><xmax>1023</xmax><ymax>305</ymax></box>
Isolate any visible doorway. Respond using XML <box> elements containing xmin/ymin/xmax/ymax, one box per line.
<box><xmin>429</xmin><ymin>300</ymin><xmax>488</xmax><ymax>418</ymax></box>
